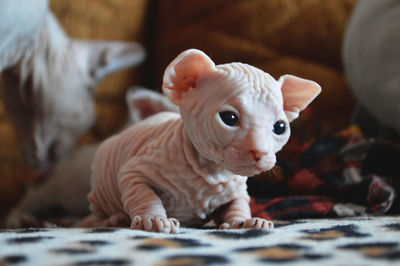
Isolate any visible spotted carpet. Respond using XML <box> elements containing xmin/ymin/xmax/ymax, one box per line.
<box><xmin>1</xmin><ymin>216</ymin><xmax>399</xmax><ymax>265</ymax></box>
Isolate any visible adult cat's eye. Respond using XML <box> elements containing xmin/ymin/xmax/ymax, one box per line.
<box><xmin>273</xmin><ymin>120</ymin><xmax>286</xmax><ymax>135</ymax></box>
<box><xmin>219</xmin><ymin>111</ymin><xmax>239</xmax><ymax>127</ymax></box>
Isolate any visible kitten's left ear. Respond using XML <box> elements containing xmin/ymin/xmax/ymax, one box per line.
<box><xmin>162</xmin><ymin>49</ymin><xmax>215</xmax><ymax>105</ymax></box>
<box><xmin>126</xmin><ymin>87</ymin><xmax>178</xmax><ymax>124</ymax></box>
<box><xmin>279</xmin><ymin>74</ymin><xmax>321</xmax><ymax>122</ymax></box>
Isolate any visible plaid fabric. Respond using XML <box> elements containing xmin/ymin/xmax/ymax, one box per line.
<box><xmin>249</xmin><ymin>125</ymin><xmax>400</xmax><ymax>220</ymax></box>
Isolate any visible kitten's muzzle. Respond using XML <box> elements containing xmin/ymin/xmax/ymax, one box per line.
<box><xmin>229</xmin><ymin>154</ymin><xmax>276</xmax><ymax>176</ymax></box>
<box><xmin>223</xmin><ymin>147</ymin><xmax>276</xmax><ymax>175</ymax></box>
<box><xmin>253</xmin><ymin>152</ymin><xmax>276</xmax><ymax>172</ymax></box>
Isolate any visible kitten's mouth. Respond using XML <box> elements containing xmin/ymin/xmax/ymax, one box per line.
<box><xmin>232</xmin><ymin>161</ymin><xmax>275</xmax><ymax>176</ymax></box>
<box><xmin>223</xmin><ymin>151</ymin><xmax>276</xmax><ymax>176</ymax></box>
<box><xmin>255</xmin><ymin>156</ymin><xmax>276</xmax><ymax>172</ymax></box>
<box><xmin>255</xmin><ymin>162</ymin><xmax>275</xmax><ymax>173</ymax></box>
<box><xmin>229</xmin><ymin>164</ymin><xmax>264</xmax><ymax>176</ymax></box>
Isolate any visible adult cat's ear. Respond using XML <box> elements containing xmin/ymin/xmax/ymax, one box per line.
<box><xmin>162</xmin><ymin>49</ymin><xmax>215</xmax><ymax>105</ymax></box>
<box><xmin>279</xmin><ymin>75</ymin><xmax>321</xmax><ymax>122</ymax></box>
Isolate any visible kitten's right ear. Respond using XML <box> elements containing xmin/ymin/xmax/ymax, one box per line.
<box><xmin>279</xmin><ymin>75</ymin><xmax>321</xmax><ymax>122</ymax></box>
<box><xmin>162</xmin><ymin>49</ymin><xmax>215</xmax><ymax>105</ymax></box>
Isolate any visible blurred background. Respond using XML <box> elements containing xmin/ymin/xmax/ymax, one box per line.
<box><xmin>0</xmin><ymin>0</ymin><xmax>359</xmax><ymax>218</ymax></box>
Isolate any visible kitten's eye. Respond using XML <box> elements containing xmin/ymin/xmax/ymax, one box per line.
<box><xmin>273</xmin><ymin>120</ymin><xmax>286</xmax><ymax>135</ymax></box>
<box><xmin>219</xmin><ymin>111</ymin><xmax>239</xmax><ymax>127</ymax></box>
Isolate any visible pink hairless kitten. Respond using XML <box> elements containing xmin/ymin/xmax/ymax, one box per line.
<box><xmin>81</xmin><ymin>49</ymin><xmax>321</xmax><ymax>233</ymax></box>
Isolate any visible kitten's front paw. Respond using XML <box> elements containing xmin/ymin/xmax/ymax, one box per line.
<box><xmin>220</xmin><ymin>218</ymin><xmax>274</xmax><ymax>230</ymax></box>
<box><xmin>131</xmin><ymin>215</ymin><xmax>180</xmax><ymax>233</ymax></box>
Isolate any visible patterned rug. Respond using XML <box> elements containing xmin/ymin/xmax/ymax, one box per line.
<box><xmin>1</xmin><ymin>216</ymin><xmax>399</xmax><ymax>265</ymax></box>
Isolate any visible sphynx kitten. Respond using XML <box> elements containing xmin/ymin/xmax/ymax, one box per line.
<box><xmin>81</xmin><ymin>49</ymin><xmax>321</xmax><ymax>233</ymax></box>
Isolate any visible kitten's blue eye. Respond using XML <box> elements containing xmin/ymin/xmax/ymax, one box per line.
<box><xmin>219</xmin><ymin>111</ymin><xmax>239</xmax><ymax>127</ymax></box>
<box><xmin>273</xmin><ymin>120</ymin><xmax>286</xmax><ymax>135</ymax></box>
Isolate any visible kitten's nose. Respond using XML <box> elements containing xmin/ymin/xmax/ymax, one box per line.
<box><xmin>246</xmin><ymin>131</ymin><xmax>270</xmax><ymax>161</ymax></box>
<box><xmin>250</xmin><ymin>150</ymin><xmax>266</xmax><ymax>161</ymax></box>
<box><xmin>250</xmin><ymin>150</ymin><xmax>276</xmax><ymax>172</ymax></box>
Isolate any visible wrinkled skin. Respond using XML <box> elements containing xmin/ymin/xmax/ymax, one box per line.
<box><xmin>81</xmin><ymin>49</ymin><xmax>321</xmax><ymax>233</ymax></box>
<box><xmin>0</xmin><ymin>2</ymin><xmax>145</xmax><ymax>171</ymax></box>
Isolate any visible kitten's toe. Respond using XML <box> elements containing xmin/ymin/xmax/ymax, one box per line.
<box><xmin>131</xmin><ymin>215</ymin><xmax>158</xmax><ymax>231</ymax></box>
<box><xmin>264</xmin><ymin>220</ymin><xmax>274</xmax><ymax>229</ymax></box>
<box><xmin>131</xmin><ymin>215</ymin><xmax>180</xmax><ymax>233</ymax></box>
<box><xmin>143</xmin><ymin>216</ymin><xmax>156</xmax><ymax>231</ymax></box>
<box><xmin>219</xmin><ymin>219</ymin><xmax>246</xmax><ymax>229</ymax></box>
<box><xmin>131</xmin><ymin>215</ymin><xmax>144</xmax><ymax>230</ymax></box>
<box><xmin>169</xmin><ymin>218</ymin><xmax>180</xmax><ymax>234</ymax></box>
<box><xmin>219</xmin><ymin>222</ymin><xmax>233</xmax><ymax>229</ymax></box>
<box><xmin>255</xmin><ymin>218</ymin><xmax>274</xmax><ymax>229</ymax></box>
<box><xmin>242</xmin><ymin>218</ymin><xmax>274</xmax><ymax>229</ymax></box>
<box><xmin>153</xmin><ymin>216</ymin><xmax>180</xmax><ymax>233</ymax></box>
<box><xmin>154</xmin><ymin>215</ymin><xmax>170</xmax><ymax>233</ymax></box>
<box><xmin>220</xmin><ymin>218</ymin><xmax>274</xmax><ymax>230</ymax></box>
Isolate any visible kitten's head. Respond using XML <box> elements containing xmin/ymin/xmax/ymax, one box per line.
<box><xmin>163</xmin><ymin>49</ymin><xmax>321</xmax><ymax>176</ymax></box>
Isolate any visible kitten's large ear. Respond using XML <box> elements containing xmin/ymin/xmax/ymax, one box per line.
<box><xmin>162</xmin><ymin>49</ymin><xmax>215</xmax><ymax>105</ymax></box>
<box><xmin>279</xmin><ymin>74</ymin><xmax>321</xmax><ymax>122</ymax></box>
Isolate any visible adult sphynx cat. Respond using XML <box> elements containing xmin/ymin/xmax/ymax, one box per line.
<box><xmin>82</xmin><ymin>49</ymin><xmax>321</xmax><ymax>233</ymax></box>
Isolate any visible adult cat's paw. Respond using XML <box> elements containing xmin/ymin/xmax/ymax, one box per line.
<box><xmin>219</xmin><ymin>218</ymin><xmax>274</xmax><ymax>230</ymax></box>
<box><xmin>131</xmin><ymin>215</ymin><xmax>180</xmax><ymax>233</ymax></box>
<box><xmin>5</xmin><ymin>209</ymin><xmax>40</xmax><ymax>228</ymax></box>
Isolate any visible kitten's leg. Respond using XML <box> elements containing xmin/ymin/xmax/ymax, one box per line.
<box><xmin>119</xmin><ymin>179</ymin><xmax>179</xmax><ymax>233</ymax></box>
<box><xmin>217</xmin><ymin>198</ymin><xmax>273</xmax><ymax>229</ymax></box>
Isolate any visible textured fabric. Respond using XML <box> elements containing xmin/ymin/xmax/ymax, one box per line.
<box><xmin>249</xmin><ymin>125</ymin><xmax>400</xmax><ymax>220</ymax></box>
<box><xmin>1</xmin><ymin>216</ymin><xmax>400</xmax><ymax>265</ymax></box>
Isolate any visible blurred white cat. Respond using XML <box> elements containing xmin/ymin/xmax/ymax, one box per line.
<box><xmin>343</xmin><ymin>0</ymin><xmax>400</xmax><ymax>134</ymax></box>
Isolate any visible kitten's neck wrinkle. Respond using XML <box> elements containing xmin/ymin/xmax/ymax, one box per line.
<box><xmin>181</xmin><ymin>125</ymin><xmax>223</xmax><ymax>184</ymax></box>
